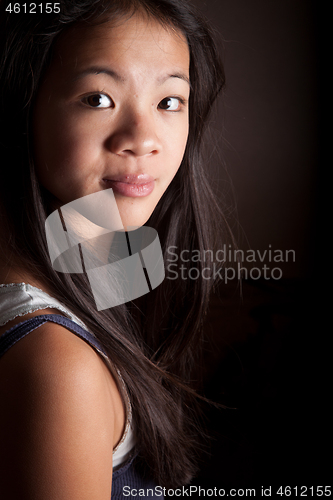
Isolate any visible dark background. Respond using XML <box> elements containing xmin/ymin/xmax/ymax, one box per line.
<box><xmin>186</xmin><ymin>0</ymin><xmax>327</xmax><ymax>491</ymax></box>
<box><xmin>193</xmin><ymin>0</ymin><xmax>319</xmax><ymax>278</ymax></box>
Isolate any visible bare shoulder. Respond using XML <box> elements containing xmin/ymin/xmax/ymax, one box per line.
<box><xmin>0</xmin><ymin>319</ymin><xmax>116</xmax><ymax>402</ymax></box>
<box><xmin>0</xmin><ymin>321</ymin><xmax>120</xmax><ymax>500</ymax></box>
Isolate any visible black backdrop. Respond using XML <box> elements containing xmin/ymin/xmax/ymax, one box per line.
<box><xmin>184</xmin><ymin>0</ymin><xmax>327</xmax><ymax>493</ymax></box>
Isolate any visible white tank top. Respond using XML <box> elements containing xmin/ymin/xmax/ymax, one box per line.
<box><xmin>0</xmin><ymin>282</ymin><xmax>135</xmax><ymax>468</ymax></box>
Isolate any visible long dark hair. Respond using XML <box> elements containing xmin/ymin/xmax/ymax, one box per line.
<box><xmin>0</xmin><ymin>0</ymin><xmax>230</xmax><ymax>487</ymax></box>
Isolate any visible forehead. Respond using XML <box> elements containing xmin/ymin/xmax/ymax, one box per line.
<box><xmin>52</xmin><ymin>13</ymin><xmax>190</xmax><ymax>82</ymax></box>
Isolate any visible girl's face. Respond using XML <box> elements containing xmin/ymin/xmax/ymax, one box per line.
<box><xmin>33</xmin><ymin>13</ymin><xmax>190</xmax><ymax>229</ymax></box>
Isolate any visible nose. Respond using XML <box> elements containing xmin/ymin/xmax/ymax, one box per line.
<box><xmin>106</xmin><ymin>112</ymin><xmax>161</xmax><ymax>157</ymax></box>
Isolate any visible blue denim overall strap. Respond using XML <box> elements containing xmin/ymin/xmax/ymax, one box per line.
<box><xmin>112</xmin><ymin>453</ymin><xmax>163</xmax><ymax>499</ymax></box>
<box><xmin>0</xmin><ymin>314</ymin><xmax>105</xmax><ymax>359</ymax></box>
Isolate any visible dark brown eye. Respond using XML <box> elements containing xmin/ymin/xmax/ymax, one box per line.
<box><xmin>158</xmin><ymin>97</ymin><xmax>181</xmax><ymax>111</ymax></box>
<box><xmin>83</xmin><ymin>93</ymin><xmax>113</xmax><ymax>108</ymax></box>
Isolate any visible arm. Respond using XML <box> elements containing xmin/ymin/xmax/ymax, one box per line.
<box><xmin>0</xmin><ymin>322</ymin><xmax>120</xmax><ymax>500</ymax></box>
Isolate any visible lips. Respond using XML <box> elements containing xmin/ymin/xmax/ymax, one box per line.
<box><xmin>102</xmin><ymin>174</ymin><xmax>155</xmax><ymax>197</ymax></box>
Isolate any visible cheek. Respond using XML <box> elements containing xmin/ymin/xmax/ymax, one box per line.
<box><xmin>34</xmin><ymin>106</ymin><xmax>101</xmax><ymax>186</ymax></box>
<box><xmin>164</xmin><ymin>118</ymin><xmax>188</xmax><ymax>176</ymax></box>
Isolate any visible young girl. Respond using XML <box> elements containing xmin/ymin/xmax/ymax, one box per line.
<box><xmin>0</xmin><ymin>0</ymin><xmax>228</xmax><ymax>497</ymax></box>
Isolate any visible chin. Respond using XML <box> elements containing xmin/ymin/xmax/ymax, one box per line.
<box><xmin>120</xmin><ymin>217</ymin><xmax>151</xmax><ymax>231</ymax></box>
<box><xmin>118</xmin><ymin>203</ymin><xmax>158</xmax><ymax>231</ymax></box>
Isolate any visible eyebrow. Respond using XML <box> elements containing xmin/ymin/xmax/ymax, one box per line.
<box><xmin>71</xmin><ymin>66</ymin><xmax>190</xmax><ymax>86</ymax></box>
